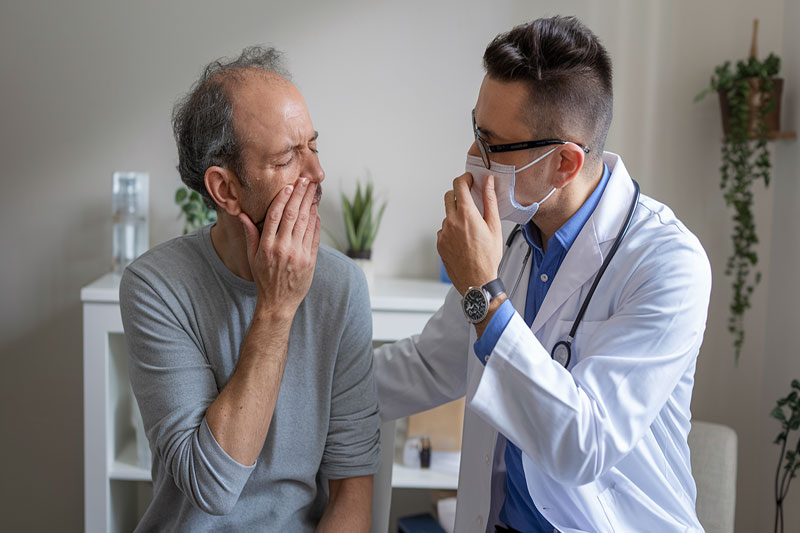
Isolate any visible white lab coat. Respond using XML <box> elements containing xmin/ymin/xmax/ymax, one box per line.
<box><xmin>375</xmin><ymin>153</ymin><xmax>710</xmax><ymax>532</ymax></box>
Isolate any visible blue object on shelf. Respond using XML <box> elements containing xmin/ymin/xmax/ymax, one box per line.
<box><xmin>439</xmin><ymin>260</ymin><xmax>451</xmax><ymax>284</ymax></box>
<box><xmin>397</xmin><ymin>513</ymin><xmax>447</xmax><ymax>533</ymax></box>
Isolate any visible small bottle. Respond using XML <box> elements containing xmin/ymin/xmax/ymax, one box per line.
<box><xmin>419</xmin><ymin>436</ymin><xmax>431</xmax><ymax>469</ymax></box>
<box><xmin>112</xmin><ymin>172</ymin><xmax>149</xmax><ymax>274</ymax></box>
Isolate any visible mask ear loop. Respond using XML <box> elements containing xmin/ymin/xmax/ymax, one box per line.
<box><xmin>516</xmin><ymin>147</ymin><xmax>559</xmax><ymax>173</ymax></box>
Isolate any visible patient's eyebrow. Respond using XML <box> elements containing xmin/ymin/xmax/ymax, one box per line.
<box><xmin>267</xmin><ymin>131</ymin><xmax>319</xmax><ymax>158</ymax></box>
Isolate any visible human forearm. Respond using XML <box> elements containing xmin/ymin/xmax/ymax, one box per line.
<box><xmin>317</xmin><ymin>476</ymin><xmax>373</xmax><ymax>533</ymax></box>
<box><xmin>206</xmin><ymin>180</ymin><xmax>321</xmax><ymax>466</ymax></box>
<box><xmin>205</xmin><ymin>305</ymin><xmax>293</xmax><ymax>466</ymax></box>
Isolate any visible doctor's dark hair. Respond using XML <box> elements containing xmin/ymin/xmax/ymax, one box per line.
<box><xmin>483</xmin><ymin>16</ymin><xmax>613</xmax><ymax>162</ymax></box>
<box><xmin>172</xmin><ymin>46</ymin><xmax>290</xmax><ymax>210</ymax></box>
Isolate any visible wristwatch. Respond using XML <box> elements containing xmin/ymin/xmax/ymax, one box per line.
<box><xmin>461</xmin><ymin>278</ymin><xmax>506</xmax><ymax>324</ymax></box>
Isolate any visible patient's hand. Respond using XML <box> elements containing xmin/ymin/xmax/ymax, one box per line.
<box><xmin>239</xmin><ymin>178</ymin><xmax>321</xmax><ymax>319</ymax></box>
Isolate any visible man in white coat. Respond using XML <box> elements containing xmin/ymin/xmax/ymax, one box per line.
<box><xmin>374</xmin><ymin>16</ymin><xmax>711</xmax><ymax>532</ymax></box>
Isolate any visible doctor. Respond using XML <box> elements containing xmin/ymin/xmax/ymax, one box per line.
<box><xmin>375</xmin><ymin>16</ymin><xmax>711</xmax><ymax>533</ymax></box>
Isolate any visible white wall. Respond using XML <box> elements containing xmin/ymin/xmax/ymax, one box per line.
<box><xmin>759</xmin><ymin>0</ymin><xmax>800</xmax><ymax>527</ymax></box>
<box><xmin>0</xmin><ymin>0</ymin><xmax>797</xmax><ymax>530</ymax></box>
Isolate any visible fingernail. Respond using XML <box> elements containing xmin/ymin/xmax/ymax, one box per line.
<box><xmin>300</xmin><ymin>177</ymin><xmax>309</xmax><ymax>186</ymax></box>
<box><xmin>285</xmin><ymin>185</ymin><xmax>293</xmax><ymax>194</ymax></box>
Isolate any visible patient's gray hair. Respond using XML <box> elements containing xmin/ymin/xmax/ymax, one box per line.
<box><xmin>172</xmin><ymin>46</ymin><xmax>290</xmax><ymax>209</ymax></box>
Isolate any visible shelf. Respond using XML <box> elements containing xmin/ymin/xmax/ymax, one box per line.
<box><xmin>371</xmin><ymin>278</ymin><xmax>452</xmax><ymax>312</ymax></box>
<box><xmin>81</xmin><ymin>272</ymin><xmax>123</xmax><ymax>303</ymax></box>
<box><xmin>391</xmin><ymin>463</ymin><xmax>458</xmax><ymax>490</ymax></box>
<box><xmin>766</xmin><ymin>131</ymin><xmax>796</xmax><ymax>140</ymax></box>
<box><xmin>722</xmin><ymin>130</ymin><xmax>797</xmax><ymax>142</ymax></box>
<box><xmin>82</xmin><ymin>273</ymin><xmax>453</xmax><ymax>311</ymax></box>
<box><xmin>110</xmin><ymin>439</ymin><xmax>151</xmax><ymax>482</ymax></box>
<box><xmin>111</xmin><ymin>437</ymin><xmax>458</xmax><ymax>489</ymax></box>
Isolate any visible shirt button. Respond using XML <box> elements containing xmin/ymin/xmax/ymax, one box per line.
<box><xmin>484</xmin><ymin>355</ymin><xmax>489</xmax><ymax>363</ymax></box>
<box><xmin>476</xmin><ymin>515</ymin><xmax>483</xmax><ymax>527</ymax></box>
<box><xmin>540</xmin><ymin>273</ymin><xmax>549</xmax><ymax>282</ymax></box>
<box><xmin>485</xmin><ymin>454</ymin><xmax>491</xmax><ymax>465</ymax></box>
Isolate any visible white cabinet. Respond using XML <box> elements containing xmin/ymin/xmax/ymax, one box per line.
<box><xmin>82</xmin><ymin>273</ymin><xmax>454</xmax><ymax>532</ymax></box>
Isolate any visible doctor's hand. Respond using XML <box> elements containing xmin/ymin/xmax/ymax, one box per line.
<box><xmin>437</xmin><ymin>173</ymin><xmax>504</xmax><ymax>296</ymax></box>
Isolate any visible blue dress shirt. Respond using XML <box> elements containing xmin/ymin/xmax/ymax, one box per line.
<box><xmin>473</xmin><ymin>163</ymin><xmax>610</xmax><ymax>532</ymax></box>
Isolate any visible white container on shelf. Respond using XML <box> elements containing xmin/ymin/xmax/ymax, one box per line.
<box><xmin>112</xmin><ymin>172</ymin><xmax>149</xmax><ymax>274</ymax></box>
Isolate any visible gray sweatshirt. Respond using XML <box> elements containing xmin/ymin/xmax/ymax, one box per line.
<box><xmin>119</xmin><ymin>224</ymin><xmax>381</xmax><ymax>532</ymax></box>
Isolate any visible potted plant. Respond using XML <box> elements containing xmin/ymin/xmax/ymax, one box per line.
<box><xmin>771</xmin><ymin>379</ymin><xmax>800</xmax><ymax>533</ymax></box>
<box><xmin>336</xmin><ymin>178</ymin><xmax>387</xmax><ymax>289</ymax></box>
<box><xmin>175</xmin><ymin>186</ymin><xmax>217</xmax><ymax>234</ymax></box>
<box><xmin>694</xmin><ymin>19</ymin><xmax>783</xmax><ymax>362</ymax></box>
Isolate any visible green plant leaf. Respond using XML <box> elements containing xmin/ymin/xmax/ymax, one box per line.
<box><xmin>341</xmin><ymin>193</ymin><xmax>358</xmax><ymax>251</ymax></box>
<box><xmin>365</xmin><ymin>201</ymin><xmax>387</xmax><ymax>250</ymax></box>
<box><xmin>354</xmin><ymin>199</ymin><xmax>372</xmax><ymax>250</ymax></box>
<box><xmin>175</xmin><ymin>187</ymin><xmax>188</xmax><ymax>203</ymax></box>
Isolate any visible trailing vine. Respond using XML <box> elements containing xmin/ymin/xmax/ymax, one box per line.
<box><xmin>695</xmin><ymin>53</ymin><xmax>780</xmax><ymax>362</ymax></box>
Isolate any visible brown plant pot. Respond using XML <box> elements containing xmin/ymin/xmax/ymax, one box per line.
<box><xmin>346</xmin><ymin>249</ymin><xmax>372</xmax><ymax>260</ymax></box>
<box><xmin>718</xmin><ymin>77</ymin><xmax>783</xmax><ymax>139</ymax></box>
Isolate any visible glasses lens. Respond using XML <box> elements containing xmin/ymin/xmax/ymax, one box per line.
<box><xmin>477</xmin><ymin>138</ymin><xmax>490</xmax><ymax>169</ymax></box>
<box><xmin>472</xmin><ymin>109</ymin><xmax>491</xmax><ymax>169</ymax></box>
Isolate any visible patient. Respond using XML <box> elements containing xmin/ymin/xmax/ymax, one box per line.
<box><xmin>119</xmin><ymin>46</ymin><xmax>379</xmax><ymax>532</ymax></box>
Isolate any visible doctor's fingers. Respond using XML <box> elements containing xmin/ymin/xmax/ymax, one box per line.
<box><xmin>481</xmin><ymin>175</ymin><xmax>501</xmax><ymax>231</ymax></box>
<box><xmin>452</xmin><ymin>175</ymin><xmax>478</xmax><ymax>215</ymax></box>
<box><xmin>444</xmin><ymin>189</ymin><xmax>456</xmax><ymax>216</ymax></box>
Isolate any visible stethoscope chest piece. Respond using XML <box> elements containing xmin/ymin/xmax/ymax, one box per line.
<box><xmin>551</xmin><ymin>339</ymin><xmax>572</xmax><ymax>368</ymax></box>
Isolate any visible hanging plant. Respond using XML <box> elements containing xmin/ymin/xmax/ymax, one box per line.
<box><xmin>694</xmin><ymin>20</ymin><xmax>782</xmax><ymax>362</ymax></box>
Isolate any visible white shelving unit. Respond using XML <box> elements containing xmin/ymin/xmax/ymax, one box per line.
<box><xmin>82</xmin><ymin>273</ymin><xmax>455</xmax><ymax>533</ymax></box>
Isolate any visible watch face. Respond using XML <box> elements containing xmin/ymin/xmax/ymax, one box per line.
<box><xmin>463</xmin><ymin>288</ymin><xmax>489</xmax><ymax>323</ymax></box>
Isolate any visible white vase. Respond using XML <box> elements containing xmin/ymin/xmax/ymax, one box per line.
<box><xmin>352</xmin><ymin>258</ymin><xmax>374</xmax><ymax>293</ymax></box>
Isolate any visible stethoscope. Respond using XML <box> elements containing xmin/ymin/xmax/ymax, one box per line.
<box><xmin>497</xmin><ymin>180</ymin><xmax>640</xmax><ymax>369</ymax></box>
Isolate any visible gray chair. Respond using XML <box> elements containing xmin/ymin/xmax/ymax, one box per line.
<box><xmin>688</xmin><ymin>420</ymin><xmax>738</xmax><ymax>533</ymax></box>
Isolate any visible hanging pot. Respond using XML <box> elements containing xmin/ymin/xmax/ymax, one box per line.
<box><xmin>718</xmin><ymin>77</ymin><xmax>783</xmax><ymax>139</ymax></box>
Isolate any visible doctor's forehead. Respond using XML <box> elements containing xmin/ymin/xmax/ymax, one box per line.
<box><xmin>474</xmin><ymin>76</ymin><xmax>534</xmax><ymax>141</ymax></box>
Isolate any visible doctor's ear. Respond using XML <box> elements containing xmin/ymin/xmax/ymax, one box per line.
<box><xmin>205</xmin><ymin>165</ymin><xmax>243</xmax><ymax>217</ymax></box>
<box><xmin>552</xmin><ymin>144</ymin><xmax>585</xmax><ymax>189</ymax></box>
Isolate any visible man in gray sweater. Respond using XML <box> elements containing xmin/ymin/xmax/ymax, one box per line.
<box><xmin>119</xmin><ymin>46</ymin><xmax>380</xmax><ymax>532</ymax></box>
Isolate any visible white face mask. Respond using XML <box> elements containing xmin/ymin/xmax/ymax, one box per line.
<box><xmin>466</xmin><ymin>148</ymin><xmax>558</xmax><ymax>225</ymax></box>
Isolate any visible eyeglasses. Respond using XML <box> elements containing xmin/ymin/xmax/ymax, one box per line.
<box><xmin>471</xmin><ymin>109</ymin><xmax>590</xmax><ymax>169</ymax></box>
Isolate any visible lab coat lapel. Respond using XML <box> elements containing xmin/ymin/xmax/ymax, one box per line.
<box><xmin>502</xmin><ymin>225</ymin><xmax>533</xmax><ymax>317</ymax></box>
<box><xmin>530</xmin><ymin>152</ymin><xmax>634</xmax><ymax>334</ymax></box>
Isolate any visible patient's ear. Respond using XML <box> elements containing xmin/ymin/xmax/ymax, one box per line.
<box><xmin>204</xmin><ymin>166</ymin><xmax>243</xmax><ymax>216</ymax></box>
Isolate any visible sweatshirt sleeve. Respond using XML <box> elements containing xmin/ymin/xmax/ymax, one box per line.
<box><xmin>319</xmin><ymin>266</ymin><xmax>382</xmax><ymax>479</ymax></box>
<box><xmin>119</xmin><ymin>268</ymin><xmax>255</xmax><ymax>516</ymax></box>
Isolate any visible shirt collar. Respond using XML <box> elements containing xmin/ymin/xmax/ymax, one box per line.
<box><xmin>520</xmin><ymin>162</ymin><xmax>610</xmax><ymax>255</ymax></box>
